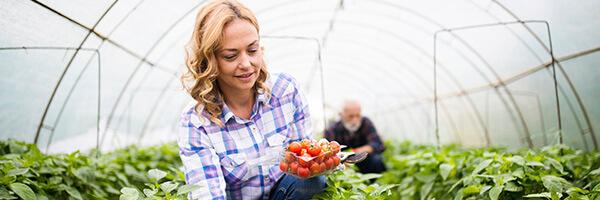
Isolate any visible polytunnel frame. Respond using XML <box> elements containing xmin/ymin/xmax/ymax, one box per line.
<box><xmin>26</xmin><ymin>0</ymin><xmax>182</xmax><ymax>149</ymax></box>
<box><xmin>21</xmin><ymin>0</ymin><xmax>597</xmax><ymax>150</ymax></box>
<box><xmin>491</xmin><ymin>0</ymin><xmax>598</xmax><ymax>150</ymax></box>
<box><xmin>263</xmin><ymin>7</ymin><xmax>497</xmax><ymax>146</ymax></box>
<box><xmin>0</xmin><ymin>46</ymin><xmax>102</xmax><ymax>155</ymax></box>
<box><xmin>433</xmin><ymin>20</ymin><xmax>560</xmax><ymax>148</ymax></box>
<box><xmin>261</xmin><ymin>0</ymin><xmax>557</xmax><ymax>147</ymax></box>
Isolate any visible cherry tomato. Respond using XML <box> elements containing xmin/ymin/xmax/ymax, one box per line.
<box><xmin>298</xmin><ymin>167</ymin><xmax>310</xmax><ymax>178</ymax></box>
<box><xmin>290</xmin><ymin>162</ymin><xmax>299</xmax><ymax>174</ymax></box>
<box><xmin>308</xmin><ymin>144</ymin><xmax>322</xmax><ymax>156</ymax></box>
<box><xmin>330</xmin><ymin>141</ymin><xmax>340</xmax><ymax>153</ymax></box>
<box><xmin>288</xmin><ymin>142</ymin><xmax>302</xmax><ymax>155</ymax></box>
<box><xmin>284</xmin><ymin>152</ymin><xmax>296</xmax><ymax>162</ymax></box>
<box><xmin>319</xmin><ymin>163</ymin><xmax>327</xmax><ymax>173</ymax></box>
<box><xmin>298</xmin><ymin>156</ymin><xmax>312</xmax><ymax>167</ymax></box>
<box><xmin>325</xmin><ymin>158</ymin><xmax>334</xmax><ymax>169</ymax></box>
<box><xmin>310</xmin><ymin>162</ymin><xmax>321</xmax><ymax>174</ymax></box>
<box><xmin>279</xmin><ymin>161</ymin><xmax>288</xmax><ymax>172</ymax></box>
<box><xmin>301</xmin><ymin>139</ymin><xmax>312</xmax><ymax>150</ymax></box>
<box><xmin>332</xmin><ymin>156</ymin><xmax>340</xmax><ymax>166</ymax></box>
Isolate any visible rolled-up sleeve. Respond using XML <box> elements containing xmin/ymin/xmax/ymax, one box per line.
<box><xmin>363</xmin><ymin>117</ymin><xmax>385</xmax><ymax>154</ymax></box>
<box><xmin>178</xmin><ymin>119</ymin><xmax>227</xmax><ymax>200</ymax></box>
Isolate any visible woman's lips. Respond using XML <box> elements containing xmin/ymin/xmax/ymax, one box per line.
<box><xmin>235</xmin><ymin>72</ymin><xmax>254</xmax><ymax>82</ymax></box>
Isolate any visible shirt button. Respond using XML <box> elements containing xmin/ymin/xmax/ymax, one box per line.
<box><xmin>252</xmin><ymin>127</ymin><xmax>257</xmax><ymax>131</ymax></box>
<box><xmin>264</xmin><ymin>177</ymin><xmax>270</xmax><ymax>182</ymax></box>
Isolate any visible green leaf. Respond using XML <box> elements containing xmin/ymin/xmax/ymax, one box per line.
<box><xmin>472</xmin><ymin>159</ymin><xmax>493</xmax><ymax>175</ymax></box>
<box><xmin>160</xmin><ymin>181</ymin><xmax>178</xmax><ymax>194</ymax></box>
<box><xmin>439</xmin><ymin>164</ymin><xmax>453</xmax><ymax>180</ymax></box>
<box><xmin>545</xmin><ymin>158</ymin><xmax>564</xmax><ymax>174</ymax></box>
<box><xmin>462</xmin><ymin>185</ymin><xmax>480</xmax><ymax>196</ymax></box>
<box><xmin>9</xmin><ymin>183</ymin><xmax>36</xmax><ymax>200</ymax></box>
<box><xmin>120</xmin><ymin>187</ymin><xmax>140</xmax><ymax>200</ymax></box>
<box><xmin>148</xmin><ymin>169</ymin><xmax>167</xmax><ymax>181</ymax></box>
<box><xmin>420</xmin><ymin>182</ymin><xmax>433</xmax><ymax>200</ymax></box>
<box><xmin>65</xmin><ymin>186</ymin><xmax>83</xmax><ymax>200</ymax></box>
<box><xmin>0</xmin><ymin>187</ymin><xmax>17</xmax><ymax>199</ymax></box>
<box><xmin>507</xmin><ymin>155</ymin><xmax>525</xmax><ymax>166</ymax></box>
<box><xmin>489</xmin><ymin>186</ymin><xmax>503</xmax><ymax>200</ymax></box>
<box><xmin>526</xmin><ymin>161</ymin><xmax>545</xmax><ymax>167</ymax></box>
<box><xmin>524</xmin><ymin>192</ymin><xmax>551</xmax><ymax>198</ymax></box>
<box><xmin>542</xmin><ymin>175</ymin><xmax>567</xmax><ymax>193</ymax></box>
<box><xmin>176</xmin><ymin>185</ymin><xmax>202</xmax><ymax>196</ymax></box>
<box><xmin>7</xmin><ymin>168</ymin><xmax>29</xmax><ymax>176</ymax></box>
<box><xmin>504</xmin><ymin>182</ymin><xmax>523</xmax><ymax>192</ymax></box>
<box><xmin>143</xmin><ymin>189</ymin><xmax>157</xmax><ymax>197</ymax></box>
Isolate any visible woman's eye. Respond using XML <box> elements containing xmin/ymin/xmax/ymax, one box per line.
<box><xmin>248</xmin><ymin>48</ymin><xmax>257</xmax><ymax>54</ymax></box>
<box><xmin>223</xmin><ymin>55</ymin><xmax>236</xmax><ymax>60</ymax></box>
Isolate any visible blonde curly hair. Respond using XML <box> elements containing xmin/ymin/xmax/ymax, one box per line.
<box><xmin>181</xmin><ymin>0</ymin><xmax>270</xmax><ymax>127</ymax></box>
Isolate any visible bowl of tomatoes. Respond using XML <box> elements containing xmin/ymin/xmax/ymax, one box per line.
<box><xmin>278</xmin><ymin>139</ymin><xmax>342</xmax><ymax>179</ymax></box>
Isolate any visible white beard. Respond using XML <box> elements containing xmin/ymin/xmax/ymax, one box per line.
<box><xmin>342</xmin><ymin>120</ymin><xmax>361</xmax><ymax>133</ymax></box>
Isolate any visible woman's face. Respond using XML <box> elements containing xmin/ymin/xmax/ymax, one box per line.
<box><xmin>216</xmin><ymin>19</ymin><xmax>261</xmax><ymax>94</ymax></box>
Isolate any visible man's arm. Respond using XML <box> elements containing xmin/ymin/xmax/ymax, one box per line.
<box><xmin>355</xmin><ymin>117</ymin><xmax>385</xmax><ymax>154</ymax></box>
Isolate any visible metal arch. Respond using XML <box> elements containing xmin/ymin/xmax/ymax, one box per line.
<box><xmin>30</xmin><ymin>0</ymin><xmax>118</xmax><ymax>145</ymax></box>
<box><xmin>253</xmin><ymin>0</ymin><xmax>532</xmax><ymax>146</ymax></box>
<box><xmin>366</xmin><ymin>0</ymin><xmax>533</xmax><ymax>147</ymax></box>
<box><xmin>263</xmin><ymin>11</ymin><xmax>524</xmax><ymax>147</ymax></box>
<box><xmin>271</xmin><ymin>19</ymin><xmax>496</xmax><ymax>146</ymax></box>
<box><xmin>135</xmin><ymin>35</ymin><xmax>327</xmax><ymax>143</ymax></box>
<box><xmin>382</xmin><ymin>47</ymin><xmax>599</xmax><ymax>130</ymax></box>
<box><xmin>491</xmin><ymin>0</ymin><xmax>598</xmax><ymax>150</ymax></box>
<box><xmin>99</xmin><ymin>1</ymin><xmax>206</xmax><ymax>147</ymax></box>
<box><xmin>324</xmin><ymin>55</ymin><xmax>463</xmax><ymax>144</ymax></box>
<box><xmin>0</xmin><ymin>47</ymin><xmax>101</xmax><ymax>152</ymax></box>
<box><xmin>434</xmin><ymin>21</ymin><xmax>559</xmax><ymax>148</ymax></box>
<box><xmin>467</xmin><ymin>0</ymin><xmax>595</xmax><ymax>150</ymax></box>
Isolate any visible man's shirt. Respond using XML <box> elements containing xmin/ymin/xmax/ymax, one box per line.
<box><xmin>324</xmin><ymin>117</ymin><xmax>385</xmax><ymax>154</ymax></box>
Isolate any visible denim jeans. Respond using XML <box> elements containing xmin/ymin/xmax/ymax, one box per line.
<box><xmin>355</xmin><ymin>153</ymin><xmax>387</xmax><ymax>174</ymax></box>
<box><xmin>269</xmin><ymin>174</ymin><xmax>327</xmax><ymax>200</ymax></box>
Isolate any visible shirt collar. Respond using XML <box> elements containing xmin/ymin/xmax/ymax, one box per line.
<box><xmin>220</xmin><ymin>88</ymin><xmax>271</xmax><ymax>124</ymax></box>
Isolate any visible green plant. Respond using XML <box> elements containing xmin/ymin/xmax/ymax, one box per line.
<box><xmin>119</xmin><ymin>169</ymin><xmax>201</xmax><ymax>200</ymax></box>
<box><xmin>313</xmin><ymin>169</ymin><xmax>398</xmax><ymax>200</ymax></box>
<box><xmin>378</xmin><ymin>141</ymin><xmax>600</xmax><ymax>200</ymax></box>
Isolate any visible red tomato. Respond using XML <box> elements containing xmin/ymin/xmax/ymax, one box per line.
<box><xmin>319</xmin><ymin>163</ymin><xmax>327</xmax><ymax>173</ymax></box>
<box><xmin>288</xmin><ymin>142</ymin><xmax>302</xmax><ymax>155</ymax></box>
<box><xmin>310</xmin><ymin>163</ymin><xmax>321</xmax><ymax>174</ymax></box>
<box><xmin>279</xmin><ymin>161</ymin><xmax>288</xmax><ymax>172</ymax></box>
<box><xmin>290</xmin><ymin>162</ymin><xmax>299</xmax><ymax>174</ymax></box>
<box><xmin>332</xmin><ymin>156</ymin><xmax>340</xmax><ymax>166</ymax></box>
<box><xmin>330</xmin><ymin>141</ymin><xmax>340</xmax><ymax>153</ymax></box>
<box><xmin>308</xmin><ymin>145</ymin><xmax>322</xmax><ymax>156</ymax></box>
<box><xmin>285</xmin><ymin>152</ymin><xmax>296</xmax><ymax>162</ymax></box>
<box><xmin>301</xmin><ymin>139</ymin><xmax>312</xmax><ymax>150</ymax></box>
<box><xmin>298</xmin><ymin>167</ymin><xmax>310</xmax><ymax>178</ymax></box>
<box><xmin>325</xmin><ymin>158</ymin><xmax>334</xmax><ymax>169</ymax></box>
<box><xmin>298</xmin><ymin>156</ymin><xmax>311</xmax><ymax>167</ymax></box>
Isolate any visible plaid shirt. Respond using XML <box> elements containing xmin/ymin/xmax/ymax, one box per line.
<box><xmin>324</xmin><ymin>117</ymin><xmax>385</xmax><ymax>154</ymax></box>
<box><xmin>178</xmin><ymin>73</ymin><xmax>311</xmax><ymax>200</ymax></box>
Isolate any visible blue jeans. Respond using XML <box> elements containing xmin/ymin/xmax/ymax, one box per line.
<box><xmin>355</xmin><ymin>153</ymin><xmax>386</xmax><ymax>174</ymax></box>
<box><xmin>269</xmin><ymin>174</ymin><xmax>327</xmax><ymax>200</ymax></box>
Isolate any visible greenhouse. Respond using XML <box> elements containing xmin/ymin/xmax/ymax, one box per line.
<box><xmin>1</xmin><ymin>0</ymin><xmax>599</xmax><ymax>199</ymax></box>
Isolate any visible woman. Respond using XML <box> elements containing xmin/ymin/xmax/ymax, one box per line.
<box><xmin>178</xmin><ymin>0</ymin><xmax>326</xmax><ymax>199</ymax></box>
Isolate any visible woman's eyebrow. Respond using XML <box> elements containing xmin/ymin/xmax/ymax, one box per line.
<box><xmin>247</xmin><ymin>40</ymin><xmax>258</xmax><ymax>47</ymax></box>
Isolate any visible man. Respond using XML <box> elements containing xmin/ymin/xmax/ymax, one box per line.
<box><xmin>324</xmin><ymin>100</ymin><xmax>387</xmax><ymax>174</ymax></box>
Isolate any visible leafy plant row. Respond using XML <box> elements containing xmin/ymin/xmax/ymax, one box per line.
<box><xmin>377</xmin><ymin>141</ymin><xmax>600</xmax><ymax>200</ymax></box>
<box><xmin>0</xmin><ymin>139</ymin><xmax>197</xmax><ymax>200</ymax></box>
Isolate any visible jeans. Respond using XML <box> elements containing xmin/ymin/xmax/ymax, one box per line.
<box><xmin>355</xmin><ymin>153</ymin><xmax>387</xmax><ymax>174</ymax></box>
<box><xmin>269</xmin><ymin>174</ymin><xmax>327</xmax><ymax>200</ymax></box>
